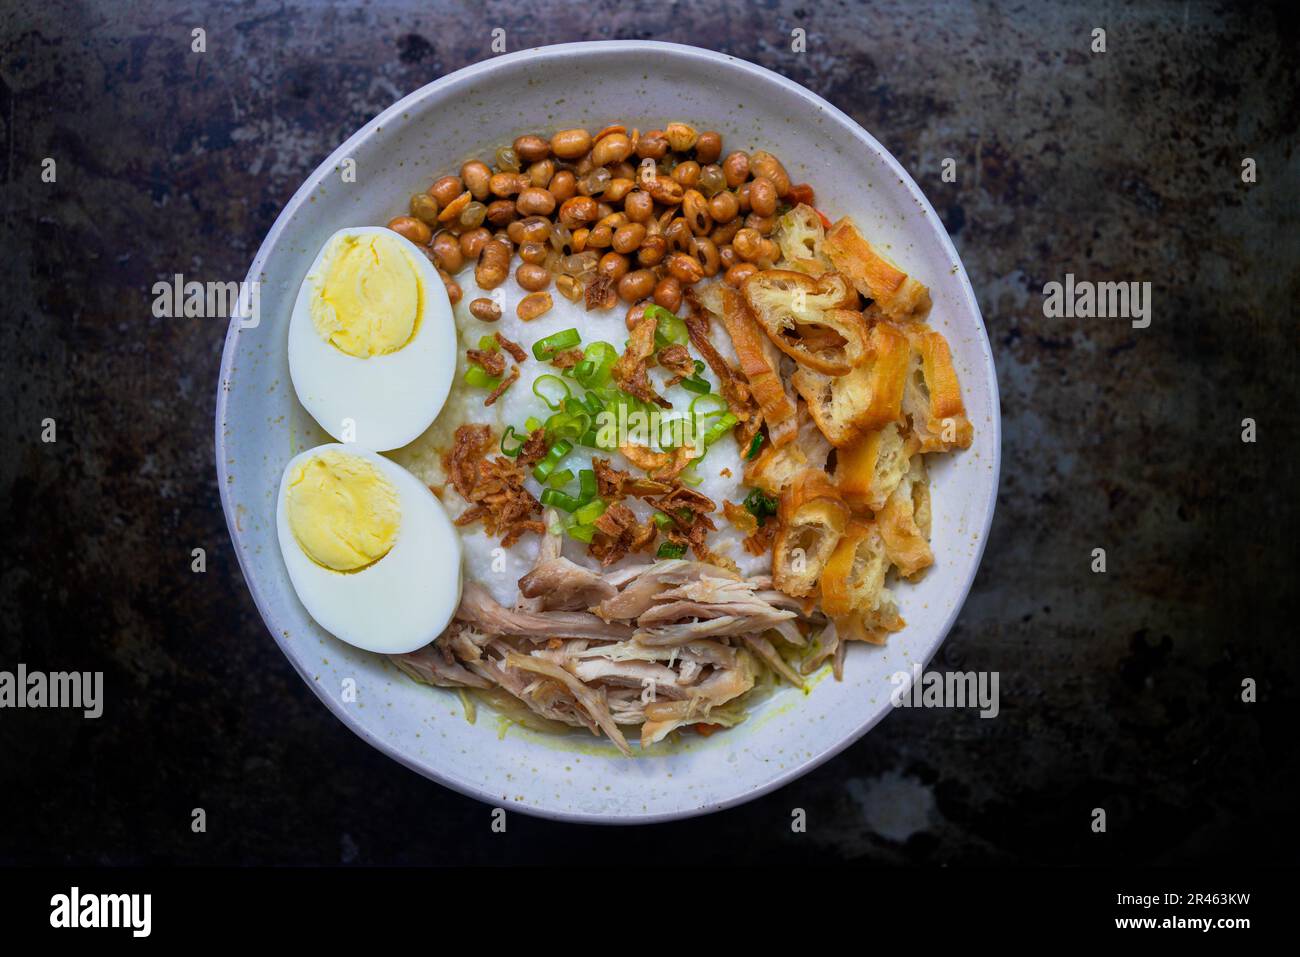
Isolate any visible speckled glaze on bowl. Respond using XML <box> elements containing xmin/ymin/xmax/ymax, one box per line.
<box><xmin>216</xmin><ymin>41</ymin><xmax>1000</xmax><ymax>824</ymax></box>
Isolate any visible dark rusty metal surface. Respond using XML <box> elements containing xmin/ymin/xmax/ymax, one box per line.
<box><xmin>1</xmin><ymin>1</ymin><xmax>1296</xmax><ymax>864</ymax></box>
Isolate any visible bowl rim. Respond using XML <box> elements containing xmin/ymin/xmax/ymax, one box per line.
<box><xmin>215</xmin><ymin>39</ymin><xmax>1002</xmax><ymax>825</ymax></box>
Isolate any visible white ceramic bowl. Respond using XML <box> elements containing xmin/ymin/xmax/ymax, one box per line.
<box><xmin>216</xmin><ymin>41</ymin><xmax>1000</xmax><ymax>823</ymax></box>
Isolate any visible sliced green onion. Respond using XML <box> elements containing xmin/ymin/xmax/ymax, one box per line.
<box><xmin>693</xmin><ymin>360</ymin><xmax>705</xmax><ymax>375</ymax></box>
<box><xmin>681</xmin><ymin>375</ymin><xmax>711</xmax><ymax>395</ymax></box>
<box><xmin>532</xmin><ymin>328</ymin><xmax>581</xmax><ymax>361</ymax></box>
<box><xmin>660</xmin><ymin>417</ymin><xmax>687</xmax><ymax>450</ymax></box>
<box><xmin>500</xmin><ymin>426</ymin><xmax>528</xmax><ymax>458</ymax></box>
<box><xmin>645</xmin><ymin>304</ymin><xmax>687</xmax><ymax>347</ymax></box>
<box><xmin>657</xmin><ymin>541</ymin><xmax>688</xmax><ymax>559</ymax></box>
<box><xmin>532</xmin><ymin>375</ymin><xmax>571</xmax><ymax>412</ymax></box>
<box><xmin>578</xmin><ymin>469</ymin><xmax>598</xmax><ymax>502</ymax></box>
<box><xmin>531</xmin><ymin>438</ymin><xmax>573</xmax><ymax>483</ymax></box>
<box><xmin>643</xmin><ymin>304</ymin><xmax>674</xmax><ymax>324</ymax></box>
<box><xmin>579</xmin><ymin>428</ymin><xmax>602</xmax><ymax>449</ymax></box>
<box><xmin>464</xmin><ymin>366</ymin><xmax>501</xmax><ymax>389</ymax></box>
<box><xmin>745</xmin><ymin>433</ymin><xmax>764</xmax><ymax>460</ymax></box>
<box><xmin>680</xmin><ymin>466</ymin><xmax>704</xmax><ymax>487</ymax></box>
<box><xmin>652</xmin><ymin>512</ymin><xmax>673</xmax><ymax>529</ymax></box>
<box><xmin>540</xmin><ymin>488</ymin><xmax>584</xmax><ymax>512</ymax></box>
<box><xmin>525</xmin><ymin>416</ymin><xmax>543</xmax><ymax>432</ymax></box>
<box><xmin>573</xmin><ymin>341</ymin><xmax>618</xmax><ymax>388</ymax></box>
<box><xmin>567</xmin><ymin>523</ymin><xmax>597</xmax><ymax>543</ymax></box>
<box><xmin>478</xmin><ymin>334</ymin><xmax>500</xmax><ymax>351</ymax></box>
<box><xmin>689</xmin><ymin>393</ymin><xmax>728</xmax><ymax>420</ymax></box>
<box><xmin>573</xmin><ymin>498</ymin><xmax>607</xmax><ymax>526</ymax></box>
<box><xmin>581</xmin><ymin>391</ymin><xmax>605</xmax><ymax>416</ymax></box>
<box><xmin>545</xmin><ymin>411</ymin><xmax>591</xmax><ymax>443</ymax></box>
<box><xmin>702</xmin><ymin>412</ymin><xmax>739</xmax><ymax>447</ymax></box>
<box><xmin>563</xmin><ymin>396</ymin><xmax>588</xmax><ymax>415</ymax></box>
<box><xmin>547</xmin><ymin>468</ymin><xmax>575</xmax><ymax>488</ymax></box>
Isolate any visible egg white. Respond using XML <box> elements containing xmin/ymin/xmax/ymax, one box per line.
<box><xmin>288</xmin><ymin>226</ymin><xmax>456</xmax><ymax>452</ymax></box>
<box><xmin>275</xmin><ymin>443</ymin><xmax>463</xmax><ymax>654</ymax></box>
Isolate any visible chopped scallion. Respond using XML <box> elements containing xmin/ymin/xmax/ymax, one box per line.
<box><xmin>540</xmin><ymin>488</ymin><xmax>583</xmax><ymax>512</ymax></box>
<box><xmin>500</xmin><ymin>426</ymin><xmax>527</xmax><ymax>458</ymax></box>
<box><xmin>566</xmin><ymin>523</ymin><xmax>596</xmax><ymax>543</ymax></box>
<box><xmin>545</xmin><ymin>411</ymin><xmax>590</xmax><ymax>443</ymax></box>
<box><xmin>572</xmin><ymin>498</ymin><xmax>607</xmax><ymax>526</ymax></box>
<box><xmin>532</xmin><ymin>328</ymin><xmax>581</xmax><ymax>361</ymax></box>
<box><xmin>702</xmin><ymin>412</ymin><xmax>739</xmax><ymax>446</ymax></box>
<box><xmin>464</xmin><ymin>366</ymin><xmax>501</xmax><ymax>389</ymax></box>
<box><xmin>531</xmin><ymin>438</ymin><xmax>573</xmax><ymax>483</ymax></box>
<box><xmin>532</xmin><ymin>374</ymin><xmax>571</xmax><ymax>411</ymax></box>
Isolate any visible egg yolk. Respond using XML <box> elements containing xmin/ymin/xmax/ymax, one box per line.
<box><xmin>286</xmin><ymin>451</ymin><xmax>401</xmax><ymax>571</ymax></box>
<box><xmin>309</xmin><ymin>232</ymin><xmax>421</xmax><ymax>357</ymax></box>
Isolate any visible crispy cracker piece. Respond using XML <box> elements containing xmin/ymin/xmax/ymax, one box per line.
<box><xmin>717</xmin><ymin>285</ymin><xmax>798</xmax><ymax>445</ymax></box>
<box><xmin>878</xmin><ymin>454</ymin><xmax>933</xmax><ymax>579</ymax></box>
<box><xmin>743</xmin><ymin>402</ymin><xmax>830</xmax><ymax>496</ymax></box>
<box><xmin>772</xmin><ymin>469</ymin><xmax>849</xmax><ymax>598</ymax></box>
<box><xmin>836</xmin><ymin>421</ymin><xmax>918</xmax><ymax>513</ymax></box>
<box><xmin>742</xmin><ymin>269</ymin><xmax>867</xmax><ymax>375</ymax></box>
<box><xmin>683</xmin><ymin>290</ymin><xmax>757</xmax><ymax>425</ymax></box>
<box><xmin>824</xmin><ymin>217</ymin><xmax>932</xmax><ymax>323</ymax></box>
<box><xmin>900</xmin><ymin>326</ymin><xmax>974</xmax><ymax>452</ymax></box>
<box><xmin>820</xmin><ymin>519</ymin><xmax>890</xmax><ymax>619</ymax></box>
<box><xmin>791</xmin><ymin>320</ymin><xmax>912</xmax><ymax>447</ymax></box>
<box><xmin>774</xmin><ymin>204</ymin><xmax>832</xmax><ymax>276</ymax></box>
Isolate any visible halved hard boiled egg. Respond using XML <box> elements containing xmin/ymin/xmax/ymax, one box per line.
<box><xmin>289</xmin><ymin>226</ymin><xmax>455</xmax><ymax>452</ymax></box>
<box><xmin>275</xmin><ymin>443</ymin><xmax>462</xmax><ymax>654</ymax></box>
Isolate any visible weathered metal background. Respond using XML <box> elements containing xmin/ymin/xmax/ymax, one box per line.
<box><xmin>1</xmin><ymin>0</ymin><xmax>1296</xmax><ymax>864</ymax></box>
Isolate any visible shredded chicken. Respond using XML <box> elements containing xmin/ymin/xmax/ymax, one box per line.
<box><xmin>519</xmin><ymin>556</ymin><xmax>618</xmax><ymax>610</ymax></box>
<box><xmin>504</xmin><ymin>652</ymin><xmax>631</xmax><ymax>755</ymax></box>
<box><xmin>395</xmin><ymin>556</ymin><xmax>829</xmax><ymax>752</ymax></box>
<box><xmin>459</xmin><ymin>581</ymin><xmax>632</xmax><ymax>640</ymax></box>
<box><xmin>743</xmin><ymin>634</ymin><xmax>805</xmax><ymax>689</ymax></box>
<box><xmin>391</xmin><ymin>627</ymin><xmax>491</xmax><ymax>689</ymax></box>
